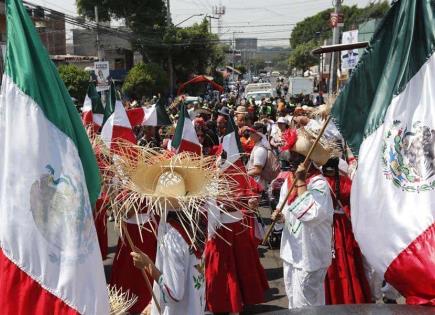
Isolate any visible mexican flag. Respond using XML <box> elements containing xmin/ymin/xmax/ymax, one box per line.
<box><xmin>171</xmin><ymin>103</ymin><xmax>201</xmax><ymax>155</ymax></box>
<box><xmin>0</xmin><ymin>0</ymin><xmax>109</xmax><ymax>314</ymax></box>
<box><xmin>81</xmin><ymin>83</ymin><xmax>105</xmax><ymax>132</ymax></box>
<box><xmin>127</xmin><ymin>99</ymin><xmax>172</xmax><ymax>127</ymax></box>
<box><xmin>220</xmin><ymin>116</ymin><xmax>245</xmax><ymax>171</ymax></box>
<box><xmin>100</xmin><ymin>83</ymin><xmax>137</xmax><ymax>150</ymax></box>
<box><xmin>332</xmin><ymin>0</ymin><xmax>435</xmax><ymax>305</ymax></box>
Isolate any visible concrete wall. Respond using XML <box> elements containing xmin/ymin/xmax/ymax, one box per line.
<box><xmin>72</xmin><ymin>29</ymin><xmax>133</xmax><ymax>71</ymax></box>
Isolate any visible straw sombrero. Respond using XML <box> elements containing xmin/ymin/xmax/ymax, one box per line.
<box><xmin>281</xmin><ymin>125</ymin><xmax>339</xmax><ymax>166</ymax></box>
<box><xmin>99</xmin><ymin>142</ymin><xmax>244</xmax><ymax>242</ymax></box>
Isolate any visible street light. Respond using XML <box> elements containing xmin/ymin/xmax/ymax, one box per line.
<box><xmin>175</xmin><ymin>14</ymin><xmax>204</xmax><ymax>27</ymax></box>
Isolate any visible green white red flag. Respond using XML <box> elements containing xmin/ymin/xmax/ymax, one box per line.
<box><xmin>100</xmin><ymin>83</ymin><xmax>137</xmax><ymax>149</ymax></box>
<box><xmin>127</xmin><ymin>99</ymin><xmax>172</xmax><ymax>127</ymax></box>
<box><xmin>332</xmin><ymin>0</ymin><xmax>435</xmax><ymax>305</ymax></box>
<box><xmin>171</xmin><ymin>103</ymin><xmax>201</xmax><ymax>155</ymax></box>
<box><xmin>0</xmin><ymin>0</ymin><xmax>109</xmax><ymax>313</ymax></box>
<box><xmin>81</xmin><ymin>83</ymin><xmax>105</xmax><ymax>132</ymax></box>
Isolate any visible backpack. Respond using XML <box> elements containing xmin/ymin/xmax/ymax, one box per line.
<box><xmin>261</xmin><ymin>147</ymin><xmax>281</xmax><ymax>183</ymax></box>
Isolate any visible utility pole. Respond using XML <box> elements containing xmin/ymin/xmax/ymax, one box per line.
<box><xmin>206</xmin><ymin>15</ymin><xmax>219</xmax><ymax>33</ymax></box>
<box><xmin>94</xmin><ymin>6</ymin><xmax>102</xmax><ymax>61</ymax></box>
<box><xmin>329</xmin><ymin>0</ymin><xmax>343</xmax><ymax>94</ymax></box>
<box><xmin>167</xmin><ymin>0</ymin><xmax>174</xmax><ymax>97</ymax></box>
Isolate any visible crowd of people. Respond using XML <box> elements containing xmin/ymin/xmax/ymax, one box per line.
<box><xmin>90</xmin><ymin>88</ymin><xmax>402</xmax><ymax>315</ymax></box>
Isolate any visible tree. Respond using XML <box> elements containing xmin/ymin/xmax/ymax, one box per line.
<box><xmin>288</xmin><ymin>41</ymin><xmax>319</xmax><ymax>72</ymax></box>
<box><xmin>288</xmin><ymin>1</ymin><xmax>390</xmax><ymax>71</ymax></box>
<box><xmin>170</xmin><ymin>19</ymin><xmax>225</xmax><ymax>83</ymax></box>
<box><xmin>58</xmin><ymin>64</ymin><xmax>90</xmax><ymax>104</ymax></box>
<box><xmin>235</xmin><ymin>65</ymin><xmax>247</xmax><ymax>75</ymax></box>
<box><xmin>290</xmin><ymin>1</ymin><xmax>390</xmax><ymax>48</ymax></box>
<box><xmin>122</xmin><ymin>62</ymin><xmax>168</xmax><ymax>99</ymax></box>
<box><xmin>76</xmin><ymin>0</ymin><xmax>167</xmax><ymax>63</ymax></box>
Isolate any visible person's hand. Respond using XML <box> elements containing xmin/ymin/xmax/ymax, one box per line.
<box><xmin>141</xmin><ymin>303</ymin><xmax>152</xmax><ymax>315</ymax></box>
<box><xmin>248</xmin><ymin>197</ymin><xmax>259</xmax><ymax>209</ymax></box>
<box><xmin>271</xmin><ymin>209</ymin><xmax>284</xmax><ymax>222</ymax></box>
<box><xmin>295</xmin><ymin>164</ymin><xmax>307</xmax><ymax>182</ymax></box>
<box><xmin>131</xmin><ymin>250</ymin><xmax>151</xmax><ymax>270</ymax></box>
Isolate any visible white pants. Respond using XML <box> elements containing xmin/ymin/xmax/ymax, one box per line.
<box><xmin>283</xmin><ymin>261</ymin><xmax>327</xmax><ymax>309</ymax></box>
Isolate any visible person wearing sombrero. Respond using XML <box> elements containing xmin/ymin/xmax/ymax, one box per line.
<box><xmin>99</xmin><ymin>143</ymin><xmax>242</xmax><ymax>315</ymax></box>
<box><xmin>271</xmin><ymin>126</ymin><xmax>335</xmax><ymax>309</ymax></box>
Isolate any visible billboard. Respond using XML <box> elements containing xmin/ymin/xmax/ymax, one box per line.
<box><xmin>341</xmin><ymin>30</ymin><xmax>359</xmax><ymax>70</ymax></box>
<box><xmin>94</xmin><ymin>61</ymin><xmax>110</xmax><ymax>91</ymax></box>
<box><xmin>235</xmin><ymin>38</ymin><xmax>257</xmax><ymax>51</ymax></box>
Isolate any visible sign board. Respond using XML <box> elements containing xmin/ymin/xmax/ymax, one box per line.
<box><xmin>94</xmin><ymin>61</ymin><xmax>110</xmax><ymax>91</ymax></box>
<box><xmin>330</xmin><ymin>12</ymin><xmax>344</xmax><ymax>28</ymax></box>
<box><xmin>341</xmin><ymin>30</ymin><xmax>359</xmax><ymax>70</ymax></box>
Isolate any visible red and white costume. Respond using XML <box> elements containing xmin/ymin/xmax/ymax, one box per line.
<box><xmin>324</xmin><ymin>174</ymin><xmax>372</xmax><ymax>304</ymax></box>
<box><xmin>151</xmin><ymin>219</ymin><xmax>205</xmax><ymax>315</ymax></box>
<box><xmin>93</xmin><ymin>192</ymin><xmax>109</xmax><ymax>259</ymax></box>
<box><xmin>205</xmin><ymin>169</ymin><xmax>268</xmax><ymax>313</ymax></box>
<box><xmin>110</xmin><ymin>213</ymin><xmax>158</xmax><ymax>314</ymax></box>
<box><xmin>278</xmin><ymin>172</ymin><xmax>334</xmax><ymax>308</ymax></box>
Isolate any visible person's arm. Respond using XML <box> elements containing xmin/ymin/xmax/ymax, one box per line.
<box><xmin>131</xmin><ymin>230</ymin><xmax>188</xmax><ymax>302</ymax></box>
<box><xmin>131</xmin><ymin>250</ymin><xmax>161</xmax><ymax>281</ymax></box>
<box><xmin>248</xmin><ymin>165</ymin><xmax>263</xmax><ymax>177</ymax></box>
<box><xmin>271</xmin><ymin>179</ymin><xmax>290</xmax><ymax>223</ymax></box>
<box><xmin>247</xmin><ymin>147</ymin><xmax>267</xmax><ymax>176</ymax></box>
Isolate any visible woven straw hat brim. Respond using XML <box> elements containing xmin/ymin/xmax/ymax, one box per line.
<box><xmin>291</xmin><ymin>129</ymin><xmax>338</xmax><ymax>166</ymax></box>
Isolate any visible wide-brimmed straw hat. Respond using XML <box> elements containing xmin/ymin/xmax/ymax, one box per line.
<box><xmin>281</xmin><ymin>124</ymin><xmax>339</xmax><ymax>166</ymax></box>
<box><xmin>98</xmin><ymin>142</ymin><xmax>245</xmax><ymax>242</ymax></box>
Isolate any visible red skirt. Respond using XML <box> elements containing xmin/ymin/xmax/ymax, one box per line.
<box><xmin>244</xmin><ymin>215</ymin><xmax>262</xmax><ymax>247</ymax></box>
<box><xmin>205</xmin><ymin>220</ymin><xmax>269</xmax><ymax>313</ymax></box>
<box><xmin>94</xmin><ymin>196</ymin><xmax>108</xmax><ymax>260</ymax></box>
<box><xmin>110</xmin><ymin>221</ymin><xmax>157</xmax><ymax>314</ymax></box>
<box><xmin>325</xmin><ymin>213</ymin><xmax>372</xmax><ymax>304</ymax></box>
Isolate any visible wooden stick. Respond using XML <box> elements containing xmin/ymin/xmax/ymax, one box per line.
<box><xmin>121</xmin><ymin>222</ymin><xmax>162</xmax><ymax>315</ymax></box>
<box><xmin>262</xmin><ymin>116</ymin><xmax>332</xmax><ymax>245</ymax></box>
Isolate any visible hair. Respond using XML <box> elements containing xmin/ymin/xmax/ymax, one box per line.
<box><xmin>252</xmin><ymin>122</ymin><xmax>266</xmax><ymax>135</ymax></box>
<box><xmin>167</xmin><ymin>210</ymin><xmax>207</xmax><ymax>254</ymax></box>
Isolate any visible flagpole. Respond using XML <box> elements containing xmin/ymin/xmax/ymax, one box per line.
<box><xmin>121</xmin><ymin>222</ymin><xmax>162</xmax><ymax>315</ymax></box>
<box><xmin>262</xmin><ymin>115</ymin><xmax>332</xmax><ymax>246</ymax></box>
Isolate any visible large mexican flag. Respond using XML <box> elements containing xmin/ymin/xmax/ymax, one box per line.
<box><xmin>0</xmin><ymin>0</ymin><xmax>109</xmax><ymax>313</ymax></box>
<box><xmin>332</xmin><ymin>0</ymin><xmax>435</xmax><ymax>304</ymax></box>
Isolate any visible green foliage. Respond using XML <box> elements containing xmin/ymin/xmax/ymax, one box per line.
<box><xmin>122</xmin><ymin>62</ymin><xmax>168</xmax><ymax>99</ymax></box>
<box><xmin>236</xmin><ymin>65</ymin><xmax>247</xmax><ymax>75</ymax></box>
<box><xmin>170</xmin><ymin>19</ymin><xmax>225</xmax><ymax>83</ymax></box>
<box><xmin>76</xmin><ymin>0</ymin><xmax>167</xmax><ymax>63</ymax></box>
<box><xmin>288</xmin><ymin>1</ymin><xmax>390</xmax><ymax>71</ymax></box>
<box><xmin>288</xmin><ymin>40</ymin><xmax>319</xmax><ymax>72</ymax></box>
<box><xmin>58</xmin><ymin>64</ymin><xmax>89</xmax><ymax>104</ymax></box>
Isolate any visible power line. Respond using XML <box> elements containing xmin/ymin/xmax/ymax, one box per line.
<box><xmin>211</xmin><ymin>23</ymin><xmax>296</xmax><ymax>28</ymax></box>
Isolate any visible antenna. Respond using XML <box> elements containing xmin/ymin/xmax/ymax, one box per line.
<box><xmin>212</xmin><ymin>3</ymin><xmax>226</xmax><ymax>37</ymax></box>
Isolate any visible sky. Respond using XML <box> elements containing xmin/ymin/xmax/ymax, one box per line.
<box><xmin>32</xmin><ymin>0</ymin><xmax>375</xmax><ymax>47</ymax></box>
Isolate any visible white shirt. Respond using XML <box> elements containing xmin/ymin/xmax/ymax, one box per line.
<box><xmin>248</xmin><ymin>143</ymin><xmax>268</xmax><ymax>186</ymax></box>
<box><xmin>152</xmin><ymin>223</ymin><xmax>205</xmax><ymax>315</ymax></box>
<box><xmin>278</xmin><ymin>174</ymin><xmax>334</xmax><ymax>272</ymax></box>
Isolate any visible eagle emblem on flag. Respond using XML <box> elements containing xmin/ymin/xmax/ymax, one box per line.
<box><xmin>29</xmin><ymin>165</ymin><xmax>95</xmax><ymax>263</ymax></box>
<box><xmin>382</xmin><ymin>120</ymin><xmax>435</xmax><ymax>192</ymax></box>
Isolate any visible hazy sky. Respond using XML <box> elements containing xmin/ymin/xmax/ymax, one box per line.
<box><xmin>32</xmin><ymin>0</ymin><xmax>375</xmax><ymax>47</ymax></box>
